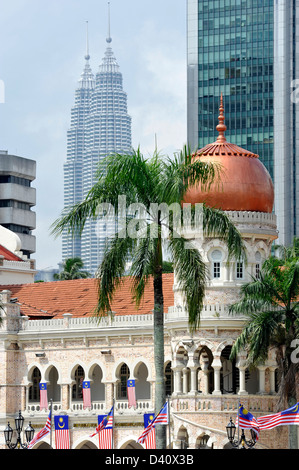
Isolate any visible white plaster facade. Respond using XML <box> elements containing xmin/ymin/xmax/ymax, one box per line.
<box><xmin>0</xmin><ymin>209</ymin><xmax>290</xmax><ymax>450</ymax></box>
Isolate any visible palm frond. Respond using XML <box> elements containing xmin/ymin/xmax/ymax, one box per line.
<box><xmin>168</xmin><ymin>233</ymin><xmax>208</xmax><ymax>330</ymax></box>
<box><xmin>202</xmin><ymin>205</ymin><xmax>246</xmax><ymax>262</ymax></box>
<box><xmin>95</xmin><ymin>235</ymin><xmax>135</xmax><ymax>317</ymax></box>
<box><xmin>129</xmin><ymin>227</ymin><xmax>156</xmax><ymax>307</ymax></box>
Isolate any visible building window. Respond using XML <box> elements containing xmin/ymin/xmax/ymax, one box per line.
<box><xmin>255</xmin><ymin>263</ymin><xmax>261</xmax><ymax>278</ymax></box>
<box><xmin>213</xmin><ymin>262</ymin><xmax>221</xmax><ymax>278</ymax></box>
<box><xmin>255</xmin><ymin>252</ymin><xmax>262</xmax><ymax>278</ymax></box>
<box><xmin>118</xmin><ymin>364</ymin><xmax>130</xmax><ymax>399</ymax></box>
<box><xmin>165</xmin><ymin>362</ymin><xmax>173</xmax><ymax>397</ymax></box>
<box><xmin>211</xmin><ymin>249</ymin><xmax>223</xmax><ymax>279</ymax></box>
<box><xmin>72</xmin><ymin>366</ymin><xmax>84</xmax><ymax>400</ymax></box>
<box><xmin>236</xmin><ymin>262</ymin><xmax>244</xmax><ymax>279</ymax></box>
<box><xmin>29</xmin><ymin>367</ymin><xmax>41</xmax><ymax>402</ymax></box>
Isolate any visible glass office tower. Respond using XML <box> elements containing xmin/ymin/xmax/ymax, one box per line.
<box><xmin>187</xmin><ymin>0</ymin><xmax>299</xmax><ymax>246</ymax></box>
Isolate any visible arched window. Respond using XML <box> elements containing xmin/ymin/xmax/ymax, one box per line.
<box><xmin>135</xmin><ymin>363</ymin><xmax>150</xmax><ymax>399</ymax></box>
<box><xmin>29</xmin><ymin>367</ymin><xmax>41</xmax><ymax>402</ymax></box>
<box><xmin>165</xmin><ymin>362</ymin><xmax>173</xmax><ymax>397</ymax></box>
<box><xmin>117</xmin><ymin>364</ymin><xmax>130</xmax><ymax>399</ymax></box>
<box><xmin>47</xmin><ymin>367</ymin><xmax>61</xmax><ymax>402</ymax></box>
<box><xmin>211</xmin><ymin>249</ymin><xmax>222</xmax><ymax>279</ymax></box>
<box><xmin>255</xmin><ymin>251</ymin><xmax>262</xmax><ymax>278</ymax></box>
<box><xmin>236</xmin><ymin>261</ymin><xmax>244</xmax><ymax>279</ymax></box>
<box><xmin>72</xmin><ymin>366</ymin><xmax>84</xmax><ymax>400</ymax></box>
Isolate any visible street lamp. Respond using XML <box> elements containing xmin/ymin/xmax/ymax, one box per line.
<box><xmin>4</xmin><ymin>410</ymin><xmax>35</xmax><ymax>449</ymax></box>
<box><xmin>226</xmin><ymin>417</ymin><xmax>257</xmax><ymax>449</ymax></box>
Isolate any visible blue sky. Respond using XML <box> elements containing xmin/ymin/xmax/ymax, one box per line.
<box><xmin>0</xmin><ymin>0</ymin><xmax>187</xmax><ymax>270</ymax></box>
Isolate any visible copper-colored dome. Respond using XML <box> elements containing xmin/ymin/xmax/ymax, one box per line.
<box><xmin>184</xmin><ymin>95</ymin><xmax>274</xmax><ymax>213</ymax></box>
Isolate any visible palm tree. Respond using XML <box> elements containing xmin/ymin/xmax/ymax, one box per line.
<box><xmin>54</xmin><ymin>257</ymin><xmax>91</xmax><ymax>280</ymax></box>
<box><xmin>229</xmin><ymin>237</ymin><xmax>299</xmax><ymax>449</ymax></box>
<box><xmin>52</xmin><ymin>147</ymin><xmax>245</xmax><ymax>448</ymax></box>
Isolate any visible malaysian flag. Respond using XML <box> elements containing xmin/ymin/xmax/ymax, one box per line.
<box><xmin>154</xmin><ymin>402</ymin><xmax>169</xmax><ymax>425</ymax></box>
<box><xmin>99</xmin><ymin>413</ymin><xmax>113</xmax><ymax>449</ymax></box>
<box><xmin>257</xmin><ymin>402</ymin><xmax>299</xmax><ymax>430</ymax></box>
<box><xmin>236</xmin><ymin>404</ymin><xmax>260</xmax><ymax>438</ymax></box>
<box><xmin>144</xmin><ymin>413</ymin><xmax>156</xmax><ymax>449</ymax></box>
<box><xmin>82</xmin><ymin>381</ymin><xmax>91</xmax><ymax>409</ymax></box>
<box><xmin>137</xmin><ymin>402</ymin><xmax>168</xmax><ymax>444</ymax></box>
<box><xmin>28</xmin><ymin>409</ymin><xmax>52</xmax><ymax>449</ymax></box>
<box><xmin>90</xmin><ymin>406</ymin><xmax>114</xmax><ymax>448</ymax></box>
<box><xmin>54</xmin><ymin>415</ymin><xmax>70</xmax><ymax>449</ymax></box>
<box><xmin>127</xmin><ymin>379</ymin><xmax>137</xmax><ymax>409</ymax></box>
<box><xmin>39</xmin><ymin>382</ymin><xmax>48</xmax><ymax>411</ymax></box>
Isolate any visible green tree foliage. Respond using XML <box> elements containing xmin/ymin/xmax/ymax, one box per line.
<box><xmin>52</xmin><ymin>147</ymin><xmax>245</xmax><ymax>448</ymax></box>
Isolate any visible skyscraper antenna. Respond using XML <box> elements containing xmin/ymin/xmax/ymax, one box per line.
<box><xmin>85</xmin><ymin>20</ymin><xmax>90</xmax><ymax>60</ymax></box>
<box><xmin>107</xmin><ymin>2</ymin><xmax>112</xmax><ymax>43</ymax></box>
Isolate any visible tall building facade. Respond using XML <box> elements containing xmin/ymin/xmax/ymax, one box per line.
<box><xmin>0</xmin><ymin>150</ymin><xmax>36</xmax><ymax>258</ymax></box>
<box><xmin>187</xmin><ymin>0</ymin><xmax>299</xmax><ymax>247</ymax></box>
<box><xmin>63</xmin><ymin>29</ymin><xmax>132</xmax><ymax>274</ymax></box>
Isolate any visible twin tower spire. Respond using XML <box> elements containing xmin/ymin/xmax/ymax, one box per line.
<box><xmin>80</xmin><ymin>3</ymin><xmax>118</xmax><ymax>88</ymax></box>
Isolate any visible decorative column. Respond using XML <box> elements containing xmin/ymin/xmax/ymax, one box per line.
<box><xmin>61</xmin><ymin>383</ymin><xmax>70</xmax><ymax>411</ymax></box>
<box><xmin>189</xmin><ymin>367</ymin><xmax>198</xmax><ymax>395</ymax></box>
<box><xmin>236</xmin><ymin>357</ymin><xmax>248</xmax><ymax>396</ymax></box>
<box><xmin>182</xmin><ymin>368</ymin><xmax>189</xmax><ymax>394</ymax></box>
<box><xmin>173</xmin><ymin>367</ymin><xmax>183</xmax><ymax>396</ymax></box>
<box><xmin>201</xmin><ymin>363</ymin><xmax>210</xmax><ymax>395</ymax></box>
<box><xmin>237</xmin><ymin>367</ymin><xmax>248</xmax><ymax>396</ymax></box>
<box><xmin>257</xmin><ymin>366</ymin><xmax>267</xmax><ymax>394</ymax></box>
<box><xmin>105</xmin><ymin>382</ymin><xmax>115</xmax><ymax>409</ymax></box>
<box><xmin>211</xmin><ymin>358</ymin><xmax>222</xmax><ymax>395</ymax></box>
<box><xmin>269</xmin><ymin>366</ymin><xmax>277</xmax><ymax>394</ymax></box>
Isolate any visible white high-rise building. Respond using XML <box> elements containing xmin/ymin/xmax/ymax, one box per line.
<box><xmin>63</xmin><ymin>23</ymin><xmax>132</xmax><ymax>274</ymax></box>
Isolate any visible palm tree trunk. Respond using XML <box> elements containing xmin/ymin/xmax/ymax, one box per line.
<box><xmin>153</xmin><ymin>236</ymin><xmax>166</xmax><ymax>449</ymax></box>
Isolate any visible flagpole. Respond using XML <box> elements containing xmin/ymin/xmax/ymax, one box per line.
<box><xmin>167</xmin><ymin>396</ymin><xmax>171</xmax><ymax>449</ymax></box>
<box><xmin>237</xmin><ymin>398</ymin><xmax>240</xmax><ymax>450</ymax></box>
<box><xmin>112</xmin><ymin>397</ymin><xmax>115</xmax><ymax>449</ymax></box>
<box><xmin>49</xmin><ymin>399</ymin><xmax>53</xmax><ymax>449</ymax></box>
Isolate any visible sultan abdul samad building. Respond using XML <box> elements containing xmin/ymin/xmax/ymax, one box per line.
<box><xmin>0</xmin><ymin>102</ymin><xmax>294</xmax><ymax>449</ymax></box>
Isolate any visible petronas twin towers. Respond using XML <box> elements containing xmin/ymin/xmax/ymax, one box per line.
<box><xmin>63</xmin><ymin>24</ymin><xmax>132</xmax><ymax>275</ymax></box>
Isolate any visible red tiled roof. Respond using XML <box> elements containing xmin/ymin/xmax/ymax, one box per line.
<box><xmin>1</xmin><ymin>274</ymin><xmax>174</xmax><ymax>319</ymax></box>
<box><xmin>0</xmin><ymin>244</ymin><xmax>23</xmax><ymax>261</ymax></box>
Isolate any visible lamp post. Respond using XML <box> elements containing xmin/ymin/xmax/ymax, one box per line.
<box><xmin>4</xmin><ymin>410</ymin><xmax>35</xmax><ymax>449</ymax></box>
<box><xmin>226</xmin><ymin>417</ymin><xmax>257</xmax><ymax>449</ymax></box>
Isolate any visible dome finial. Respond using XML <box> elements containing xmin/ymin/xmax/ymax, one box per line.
<box><xmin>216</xmin><ymin>93</ymin><xmax>227</xmax><ymax>143</ymax></box>
<box><xmin>106</xmin><ymin>2</ymin><xmax>112</xmax><ymax>44</ymax></box>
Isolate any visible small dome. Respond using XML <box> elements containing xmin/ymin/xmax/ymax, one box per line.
<box><xmin>184</xmin><ymin>95</ymin><xmax>274</xmax><ymax>213</ymax></box>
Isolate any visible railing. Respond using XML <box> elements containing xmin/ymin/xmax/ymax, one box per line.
<box><xmin>2</xmin><ymin>259</ymin><xmax>32</xmax><ymax>271</ymax></box>
<box><xmin>71</xmin><ymin>401</ymin><xmax>106</xmax><ymax>413</ymax></box>
<box><xmin>19</xmin><ymin>304</ymin><xmax>249</xmax><ymax>332</ymax></box>
<box><xmin>22</xmin><ymin>314</ymin><xmax>154</xmax><ymax>331</ymax></box>
<box><xmin>27</xmin><ymin>401</ymin><xmax>62</xmax><ymax>413</ymax></box>
<box><xmin>171</xmin><ymin>394</ymin><xmax>278</xmax><ymax>414</ymax></box>
<box><xmin>115</xmin><ymin>399</ymin><xmax>152</xmax><ymax>414</ymax></box>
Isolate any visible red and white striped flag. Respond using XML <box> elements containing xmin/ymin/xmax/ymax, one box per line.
<box><xmin>257</xmin><ymin>402</ymin><xmax>299</xmax><ymax>430</ymax></box>
<box><xmin>127</xmin><ymin>379</ymin><xmax>137</xmax><ymax>408</ymax></box>
<box><xmin>28</xmin><ymin>410</ymin><xmax>51</xmax><ymax>449</ymax></box>
<box><xmin>82</xmin><ymin>381</ymin><xmax>91</xmax><ymax>409</ymax></box>
<box><xmin>54</xmin><ymin>415</ymin><xmax>70</xmax><ymax>449</ymax></box>
<box><xmin>145</xmin><ymin>427</ymin><xmax>156</xmax><ymax>449</ymax></box>
<box><xmin>137</xmin><ymin>403</ymin><xmax>168</xmax><ymax>445</ymax></box>
<box><xmin>39</xmin><ymin>382</ymin><xmax>48</xmax><ymax>411</ymax></box>
<box><xmin>99</xmin><ymin>414</ymin><xmax>113</xmax><ymax>449</ymax></box>
<box><xmin>143</xmin><ymin>413</ymin><xmax>156</xmax><ymax>449</ymax></box>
